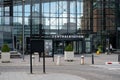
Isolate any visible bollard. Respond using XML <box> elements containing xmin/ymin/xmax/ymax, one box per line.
<box><xmin>92</xmin><ymin>54</ymin><xmax>94</xmax><ymax>64</ymax></box>
<box><xmin>32</xmin><ymin>55</ymin><xmax>35</xmax><ymax>65</ymax></box>
<box><xmin>56</xmin><ymin>56</ymin><xmax>61</xmax><ymax>65</ymax></box>
<box><xmin>81</xmin><ymin>55</ymin><xmax>84</xmax><ymax>65</ymax></box>
<box><xmin>118</xmin><ymin>54</ymin><xmax>120</xmax><ymax>62</ymax></box>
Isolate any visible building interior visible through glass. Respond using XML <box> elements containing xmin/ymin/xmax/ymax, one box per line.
<box><xmin>0</xmin><ymin>0</ymin><xmax>120</xmax><ymax>55</ymax></box>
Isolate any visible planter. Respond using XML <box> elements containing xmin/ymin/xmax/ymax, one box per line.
<box><xmin>64</xmin><ymin>51</ymin><xmax>74</xmax><ymax>61</ymax></box>
<box><xmin>1</xmin><ymin>52</ymin><xmax>10</xmax><ymax>63</ymax></box>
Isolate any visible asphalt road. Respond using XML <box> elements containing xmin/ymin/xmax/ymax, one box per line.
<box><xmin>0</xmin><ymin>64</ymin><xmax>120</xmax><ymax>80</ymax></box>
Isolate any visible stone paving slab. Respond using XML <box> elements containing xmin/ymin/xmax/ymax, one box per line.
<box><xmin>0</xmin><ymin>72</ymin><xmax>86</xmax><ymax>80</ymax></box>
<box><xmin>90</xmin><ymin>65</ymin><xmax>120</xmax><ymax>71</ymax></box>
<box><xmin>0</xmin><ymin>54</ymin><xmax>118</xmax><ymax>66</ymax></box>
<box><xmin>0</xmin><ymin>54</ymin><xmax>119</xmax><ymax>80</ymax></box>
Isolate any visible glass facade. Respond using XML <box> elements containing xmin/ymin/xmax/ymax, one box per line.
<box><xmin>0</xmin><ymin>0</ymin><xmax>120</xmax><ymax>54</ymax></box>
<box><xmin>92</xmin><ymin>0</ymin><xmax>120</xmax><ymax>52</ymax></box>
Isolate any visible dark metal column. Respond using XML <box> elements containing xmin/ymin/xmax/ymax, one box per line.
<box><xmin>75</xmin><ymin>0</ymin><xmax>77</xmax><ymax>33</ymax></box>
<box><xmin>58</xmin><ymin>0</ymin><xmax>60</xmax><ymax>34</ymax></box>
<box><xmin>103</xmin><ymin>0</ymin><xmax>106</xmax><ymax>30</ymax></box>
<box><xmin>115</xmin><ymin>0</ymin><xmax>120</xmax><ymax>61</ymax></box>
<box><xmin>90</xmin><ymin>0</ymin><xmax>93</xmax><ymax>50</ymax></box>
<box><xmin>90</xmin><ymin>0</ymin><xmax>93</xmax><ymax>32</ymax></box>
<box><xmin>115</xmin><ymin>0</ymin><xmax>120</xmax><ymax>49</ymax></box>
<box><xmin>43</xmin><ymin>48</ymin><xmax>46</xmax><ymax>74</ymax></box>
<box><xmin>90</xmin><ymin>0</ymin><xmax>94</xmax><ymax>64</ymax></box>
<box><xmin>22</xmin><ymin>0</ymin><xmax>25</xmax><ymax>61</ymax></box>
<box><xmin>40</xmin><ymin>0</ymin><xmax>45</xmax><ymax>74</ymax></box>
<box><xmin>67</xmin><ymin>0</ymin><xmax>70</xmax><ymax>33</ymax></box>
<box><xmin>10</xmin><ymin>0</ymin><xmax>13</xmax><ymax>30</ymax></box>
<box><xmin>52</xmin><ymin>40</ymin><xmax>54</xmax><ymax>62</ymax></box>
<box><xmin>10</xmin><ymin>0</ymin><xmax>14</xmax><ymax>50</ymax></box>
<box><xmin>102</xmin><ymin>0</ymin><xmax>107</xmax><ymax>53</ymax></box>
<box><xmin>39</xmin><ymin>0</ymin><xmax>42</xmax><ymax>62</ymax></box>
<box><xmin>30</xmin><ymin>0</ymin><xmax>33</xmax><ymax>74</ymax></box>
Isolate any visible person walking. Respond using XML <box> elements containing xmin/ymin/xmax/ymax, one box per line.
<box><xmin>105</xmin><ymin>45</ymin><xmax>109</xmax><ymax>55</ymax></box>
<box><xmin>110</xmin><ymin>44</ymin><xmax>113</xmax><ymax>54</ymax></box>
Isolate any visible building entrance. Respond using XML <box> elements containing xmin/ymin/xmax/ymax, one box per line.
<box><xmin>53</xmin><ymin>40</ymin><xmax>64</xmax><ymax>54</ymax></box>
<box><xmin>53</xmin><ymin>39</ymin><xmax>84</xmax><ymax>55</ymax></box>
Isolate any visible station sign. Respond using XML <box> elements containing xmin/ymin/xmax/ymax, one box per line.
<box><xmin>51</xmin><ymin>35</ymin><xmax>84</xmax><ymax>39</ymax></box>
<box><xmin>31</xmin><ymin>34</ymin><xmax>84</xmax><ymax>40</ymax></box>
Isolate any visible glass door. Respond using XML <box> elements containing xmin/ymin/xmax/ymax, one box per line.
<box><xmin>53</xmin><ymin>40</ymin><xmax>64</xmax><ymax>54</ymax></box>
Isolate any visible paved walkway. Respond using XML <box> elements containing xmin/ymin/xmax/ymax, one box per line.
<box><xmin>0</xmin><ymin>72</ymin><xmax>86</xmax><ymax>80</ymax></box>
<box><xmin>0</xmin><ymin>54</ymin><xmax>118</xmax><ymax>66</ymax></box>
<box><xmin>0</xmin><ymin>53</ymin><xmax>118</xmax><ymax>80</ymax></box>
<box><xmin>0</xmin><ymin>53</ymin><xmax>118</xmax><ymax>66</ymax></box>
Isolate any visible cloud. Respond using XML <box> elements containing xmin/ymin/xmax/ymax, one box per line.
<box><xmin>45</xmin><ymin>12</ymin><xmax>77</xmax><ymax>26</ymax></box>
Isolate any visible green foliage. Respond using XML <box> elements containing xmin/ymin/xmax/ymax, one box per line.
<box><xmin>97</xmin><ymin>45</ymin><xmax>103</xmax><ymax>53</ymax></box>
<box><xmin>65</xmin><ymin>44</ymin><xmax>73</xmax><ymax>51</ymax></box>
<box><xmin>1</xmin><ymin>44</ymin><xmax>10</xmax><ymax>52</ymax></box>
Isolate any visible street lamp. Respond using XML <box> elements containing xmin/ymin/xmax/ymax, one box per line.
<box><xmin>22</xmin><ymin>0</ymin><xmax>25</xmax><ymax>61</ymax></box>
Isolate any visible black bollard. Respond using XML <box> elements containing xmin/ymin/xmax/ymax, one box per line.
<box><xmin>118</xmin><ymin>54</ymin><xmax>120</xmax><ymax>62</ymax></box>
<box><xmin>30</xmin><ymin>53</ymin><xmax>33</xmax><ymax>74</ymax></box>
<box><xmin>92</xmin><ymin>54</ymin><xmax>94</xmax><ymax>64</ymax></box>
<box><xmin>43</xmin><ymin>52</ymin><xmax>46</xmax><ymax>74</ymax></box>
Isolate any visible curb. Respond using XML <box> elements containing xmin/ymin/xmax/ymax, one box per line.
<box><xmin>105</xmin><ymin>62</ymin><xmax>120</xmax><ymax>65</ymax></box>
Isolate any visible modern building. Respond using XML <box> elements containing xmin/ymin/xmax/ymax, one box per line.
<box><xmin>0</xmin><ymin>0</ymin><xmax>120</xmax><ymax>54</ymax></box>
<box><xmin>81</xmin><ymin>0</ymin><xmax>120</xmax><ymax>52</ymax></box>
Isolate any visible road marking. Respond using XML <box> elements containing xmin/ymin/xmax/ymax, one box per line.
<box><xmin>90</xmin><ymin>65</ymin><xmax>120</xmax><ymax>71</ymax></box>
<box><xmin>108</xmin><ymin>68</ymin><xmax>120</xmax><ymax>70</ymax></box>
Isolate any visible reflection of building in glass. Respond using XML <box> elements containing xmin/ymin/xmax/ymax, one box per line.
<box><xmin>93</xmin><ymin>0</ymin><xmax>116</xmax><ymax>33</ymax></box>
<box><xmin>81</xmin><ymin>0</ymin><xmax>91</xmax><ymax>33</ymax></box>
<box><xmin>92</xmin><ymin>0</ymin><xmax>119</xmax><ymax>49</ymax></box>
<box><xmin>81</xmin><ymin>0</ymin><xmax>118</xmax><ymax>33</ymax></box>
<box><xmin>28</xmin><ymin>11</ymin><xmax>45</xmax><ymax>35</ymax></box>
<box><xmin>61</xmin><ymin>22</ymin><xmax>76</xmax><ymax>34</ymax></box>
<box><xmin>81</xmin><ymin>0</ymin><xmax>120</xmax><ymax>49</ymax></box>
<box><xmin>0</xmin><ymin>26</ymin><xmax>12</xmax><ymax>49</ymax></box>
<box><xmin>28</xmin><ymin>11</ymin><xmax>45</xmax><ymax>25</ymax></box>
<box><xmin>0</xmin><ymin>0</ymin><xmax>120</xmax><ymax>52</ymax></box>
<box><xmin>0</xmin><ymin>4</ymin><xmax>12</xmax><ymax>48</ymax></box>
